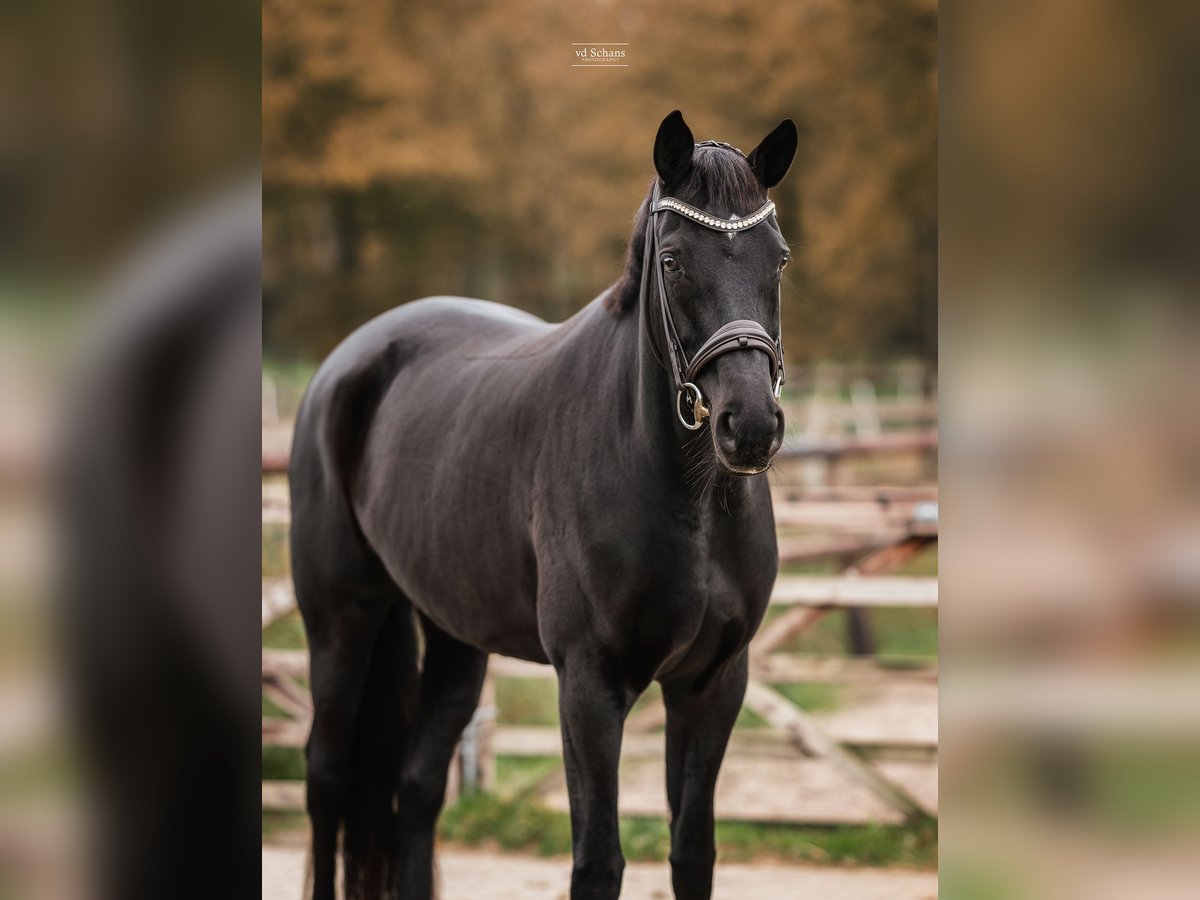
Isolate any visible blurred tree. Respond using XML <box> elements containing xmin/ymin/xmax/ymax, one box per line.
<box><xmin>263</xmin><ymin>0</ymin><xmax>937</xmax><ymax>365</ymax></box>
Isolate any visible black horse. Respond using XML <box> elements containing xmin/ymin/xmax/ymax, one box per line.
<box><xmin>291</xmin><ymin>110</ymin><xmax>798</xmax><ymax>900</ymax></box>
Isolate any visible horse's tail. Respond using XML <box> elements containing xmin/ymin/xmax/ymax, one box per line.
<box><xmin>339</xmin><ymin>598</ymin><xmax>421</xmax><ymax>900</ymax></box>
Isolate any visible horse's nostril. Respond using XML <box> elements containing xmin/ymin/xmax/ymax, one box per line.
<box><xmin>771</xmin><ymin>408</ymin><xmax>786</xmax><ymax>453</ymax></box>
<box><xmin>715</xmin><ymin>410</ymin><xmax>739</xmax><ymax>455</ymax></box>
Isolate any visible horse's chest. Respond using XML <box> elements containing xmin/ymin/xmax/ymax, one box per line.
<box><xmin>613</xmin><ymin>537</ymin><xmax>773</xmax><ymax>683</ymax></box>
<box><xmin>537</xmin><ymin>484</ymin><xmax>776</xmax><ymax>682</ymax></box>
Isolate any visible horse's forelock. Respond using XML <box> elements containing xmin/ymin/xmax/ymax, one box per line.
<box><xmin>680</xmin><ymin>145</ymin><xmax>768</xmax><ymax>215</ymax></box>
<box><xmin>606</xmin><ymin>146</ymin><xmax>766</xmax><ymax>315</ymax></box>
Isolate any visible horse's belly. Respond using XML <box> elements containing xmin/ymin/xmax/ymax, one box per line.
<box><xmin>349</xmin><ymin>359</ymin><xmax>555</xmax><ymax>659</ymax></box>
<box><xmin>406</xmin><ymin>540</ymin><xmax>546</xmax><ymax>663</ymax></box>
<box><xmin>359</xmin><ymin>466</ymin><xmax>547</xmax><ymax>662</ymax></box>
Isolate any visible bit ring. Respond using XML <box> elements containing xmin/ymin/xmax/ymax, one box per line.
<box><xmin>676</xmin><ymin>383</ymin><xmax>710</xmax><ymax>430</ymax></box>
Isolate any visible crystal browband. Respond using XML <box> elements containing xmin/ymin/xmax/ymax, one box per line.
<box><xmin>652</xmin><ymin>197</ymin><xmax>776</xmax><ymax>232</ymax></box>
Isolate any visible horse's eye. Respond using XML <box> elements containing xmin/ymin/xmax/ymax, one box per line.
<box><xmin>662</xmin><ymin>255</ymin><xmax>680</xmax><ymax>273</ymax></box>
<box><xmin>779</xmin><ymin>256</ymin><xmax>790</xmax><ymax>271</ymax></box>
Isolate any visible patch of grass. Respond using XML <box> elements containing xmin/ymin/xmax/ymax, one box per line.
<box><xmin>438</xmin><ymin>790</ymin><xmax>572</xmax><ymax>857</ymax></box>
<box><xmin>0</xmin><ymin>739</ymin><xmax>78</xmax><ymax>800</ymax></box>
<box><xmin>734</xmin><ymin>704</ymin><xmax>770</xmax><ymax>729</ymax></box>
<box><xmin>716</xmin><ymin>817</ymin><xmax>937</xmax><ymax>867</ymax></box>
<box><xmin>938</xmin><ymin>863</ymin><xmax>1025</xmax><ymax>900</ymax></box>
<box><xmin>1026</xmin><ymin>740</ymin><xmax>1200</xmax><ymax>836</ymax></box>
<box><xmin>263</xmin><ymin>609</ymin><xmax>308</xmax><ymax>650</ymax></box>
<box><xmin>493</xmin><ymin>679</ymin><xmax>784</xmax><ymax>733</ymax></box>
<box><xmin>262</xmin><ymin>694</ymin><xmax>292</xmax><ymax>719</ymax></box>
<box><xmin>495</xmin><ymin>680</ymin><xmax>775</xmax><ymax>731</ymax></box>
<box><xmin>896</xmin><ymin>544</ymin><xmax>938</xmax><ymax>576</ymax></box>
<box><xmin>495</xmin><ymin>677</ymin><xmax>559</xmax><ymax>726</ymax></box>
<box><xmin>495</xmin><ymin>755</ymin><xmax>561</xmax><ymax>795</ymax></box>
<box><xmin>262</xmin><ymin>521</ymin><xmax>291</xmax><ymax>579</ymax></box>
<box><xmin>869</xmin><ymin>609</ymin><xmax>938</xmax><ymax>657</ymax></box>
<box><xmin>620</xmin><ymin>815</ymin><xmax>671</xmax><ymax>859</ymax></box>
<box><xmin>757</xmin><ymin>605</ymin><xmax>844</xmax><ymax>655</ymax></box>
<box><xmin>775</xmin><ymin>681</ymin><xmax>842</xmax><ymax>713</ymax></box>
<box><xmin>759</xmin><ymin>605</ymin><xmax>937</xmax><ymax>658</ymax></box>
<box><xmin>629</xmin><ymin>682</ymin><xmax>662</xmax><ymax>720</ymax></box>
<box><xmin>875</xmin><ymin>654</ymin><xmax>937</xmax><ymax>672</ymax></box>
<box><xmin>263</xmin><ymin>358</ymin><xmax>318</xmax><ymax>420</ymax></box>
<box><xmin>262</xmin><ymin>810</ymin><xmax>309</xmax><ymax>841</ymax></box>
<box><xmin>262</xmin><ymin>745</ymin><xmax>306</xmax><ymax>781</ymax></box>
<box><xmin>438</xmin><ymin>791</ymin><xmax>937</xmax><ymax>867</ymax></box>
<box><xmin>0</xmin><ymin>600</ymin><xmax>50</xmax><ymax>676</ymax></box>
<box><xmin>778</xmin><ymin>558</ymin><xmax>843</xmax><ymax>576</ymax></box>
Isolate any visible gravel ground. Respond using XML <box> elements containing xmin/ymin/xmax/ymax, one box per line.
<box><xmin>262</xmin><ymin>845</ymin><xmax>937</xmax><ymax>899</ymax></box>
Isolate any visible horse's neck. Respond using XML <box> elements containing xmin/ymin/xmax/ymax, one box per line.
<box><xmin>611</xmin><ymin>286</ymin><xmax>706</xmax><ymax>488</ymax></box>
<box><xmin>553</xmin><ymin>289</ymin><xmax>677</xmax><ymax>470</ymax></box>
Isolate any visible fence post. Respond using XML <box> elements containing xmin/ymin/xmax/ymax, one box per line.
<box><xmin>457</xmin><ymin>670</ymin><xmax>496</xmax><ymax>793</ymax></box>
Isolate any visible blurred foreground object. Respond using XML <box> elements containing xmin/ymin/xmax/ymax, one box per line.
<box><xmin>0</xmin><ymin>0</ymin><xmax>259</xmax><ymax>895</ymax></box>
<box><xmin>57</xmin><ymin>182</ymin><xmax>261</xmax><ymax>899</ymax></box>
<box><xmin>942</xmin><ymin>1</ymin><xmax>1200</xmax><ymax>897</ymax></box>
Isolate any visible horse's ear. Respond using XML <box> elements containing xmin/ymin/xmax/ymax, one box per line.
<box><xmin>654</xmin><ymin>110</ymin><xmax>695</xmax><ymax>186</ymax></box>
<box><xmin>747</xmin><ymin>119</ymin><xmax>798</xmax><ymax>189</ymax></box>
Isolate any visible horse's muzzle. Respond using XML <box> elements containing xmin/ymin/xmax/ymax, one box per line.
<box><xmin>713</xmin><ymin>401</ymin><xmax>785</xmax><ymax>474</ymax></box>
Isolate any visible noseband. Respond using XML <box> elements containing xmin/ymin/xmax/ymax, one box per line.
<box><xmin>641</xmin><ymin>145</ymin><xmax>786</xmax><ymax>431</ymax></box>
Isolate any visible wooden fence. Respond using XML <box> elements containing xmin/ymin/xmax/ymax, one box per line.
<box><xmin>263</xmin><ymin>571</ymin><xmax>937</xmax><ymax>820</ymax></box>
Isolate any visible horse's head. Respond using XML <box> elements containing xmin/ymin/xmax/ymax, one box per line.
<box><xmin>649</xmin><ymin>111</ymin><xmax>798</xmax><ymax>475</ymax></box>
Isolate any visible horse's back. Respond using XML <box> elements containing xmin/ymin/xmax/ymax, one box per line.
<box><xmin>314</xmin><ymin>295</ymin><xmax>547</xmax><ymax>384</ymax></box>
<box><xmin>296</xmin><ymin>295</ymin><xmax>547</xmax><ymax>437</ymax></box>
<box><xmin>289</xmin><ymin>296</ymin><xmax>553</xmax><ymax>658</ymax></box>
<box><xmin>293</xmin><ymin>295</ymin><xmax>551</xmax><ymax>509</ymax></box>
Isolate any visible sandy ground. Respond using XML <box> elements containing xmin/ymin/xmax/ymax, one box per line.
<box><xmin>262</xmin><ymin>845</ymin><xmax>937</xmax><ymax>900</ymax></box>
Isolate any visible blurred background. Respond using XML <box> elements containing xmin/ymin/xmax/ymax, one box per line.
<box><xmin>940</xmin><ymin>2</ymin><xmax>1200</xmax><ymax>898</ymax></box>
<box><xmin>0</xmin><ymin>0</ymin><xmax>260</xmax><ymax>897</ymax></box>
<box><xmin>262</xmin><ymin>0</ymin><xmax>938</xmax><ymax>365</ymax></box>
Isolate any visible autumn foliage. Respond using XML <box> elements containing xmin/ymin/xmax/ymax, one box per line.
<box><xmin>263</xmin><ymin>0</ymin><xmax>937</xmax><ymax>364</ymax></box>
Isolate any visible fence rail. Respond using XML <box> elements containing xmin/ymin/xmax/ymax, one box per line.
<box><xmin>262</xmin><ymin>566</ymin><xmax>939</xmax><ymax>821</ymax></box>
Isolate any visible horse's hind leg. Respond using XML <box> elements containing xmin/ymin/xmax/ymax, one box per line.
<box><xmin>661</xmin><ymin>652</ymin><xmax>749</xmax><ymax>900</ymax></box>
<box><xmin>298</xmin><ymin>565</ymin><xmax>416</xmax><ymax>900</ymax></box>
<box><xmin>398</xmin><ymin>614</ymin><xmax>489</xmax><ymax>898</ymax></box>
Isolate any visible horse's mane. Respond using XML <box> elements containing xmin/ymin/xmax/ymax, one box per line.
<box><xmin>605</xmin><ymin>145</ymin><xmax>768</xmax><ymax>314</ymax></box>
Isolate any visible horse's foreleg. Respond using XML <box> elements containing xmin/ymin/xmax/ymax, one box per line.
<box><xmin>398</xmin><ymin>615</ymin><xmax>489</xmax><ymax>899</ymax></box>
<box><xmin>661</xmin><ymin>651</ymin><xmax>748</xmax><ymax>900</ymax></box>
<box><xmin>555</xmin><ymin>654</ymin><xmax>629</xmax><ymax>900</ymax></box>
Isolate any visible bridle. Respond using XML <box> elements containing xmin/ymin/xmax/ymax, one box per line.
<box><xmin>640</xmin><ymin>142</ymin><xmax>786</xmax><ymax>431</ymax></box>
